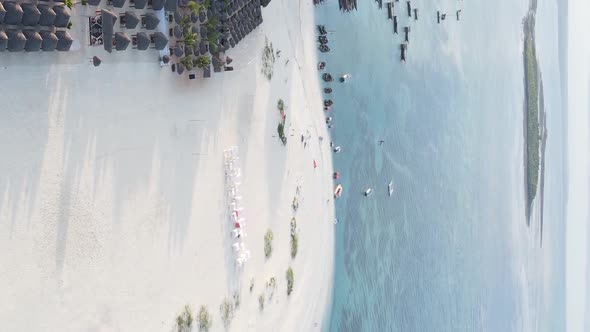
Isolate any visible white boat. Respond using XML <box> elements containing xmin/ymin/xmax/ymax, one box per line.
<box><xmin>364</xmin><ymin>188</ymin><xmax>372</xmax><ymax>196</ymax></box>
<box><xmin>340</xmin><ymin>73</ymin><xmax>351</xmax><ymax>82</ymax></box>
<box><xmin>333</xmin><ymin>146</ymin><xmax>341</xmax><ymax>153</ymax></box>
<box><xmin>388</xmin><ymin>181</ymin><xmax>394</xmax><ymax>196</ymax></box>
<box><xmin>334</xmin><ymin>184</ymin><xmax>343</xmax><ymax>198</ymax></box>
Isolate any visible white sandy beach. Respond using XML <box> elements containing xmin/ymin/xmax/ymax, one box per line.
<box><xmin>0</xmin><ymin>0</ymin><xmax>335</xmax><ymax>330</ymax></box>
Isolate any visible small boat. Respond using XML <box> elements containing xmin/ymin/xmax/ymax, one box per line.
<box><xmin>319</xmin><ymin>45</ymin><xmax>331</xmax><ymax>53</ymax></box>
<box><xmin>387</xmin><ymin>2</ymin><xmax>393</xmax><ymax>19</ymax></box>
<box><xmin>413</xmin><ymin>8</ymin><xmax>418</xmax><ymax>20</ymax></box>
<box><xmin>324</xmin><ymin>87</ymin><xmax>333</xmax><ymax>94</ymax></box>
<box><xmin>333</xmin><ymin>146</ymin><xmax>341</xmax><ymax>153</ymax></box>
<box><xmin>388</xmin><ymin>181</ymin><xmax>394</xmax><ymax>196</ymax></box>
<box><xmin>364</xmin><ymin>188</ymin><xmax>373</xmax><ymax>196</ymax></box>
<box><xmin>404</xmin><ymin>26</ymin><xmax>410</xmax><ymax>43</ymax></box>
<box><xmin>323</xmin><ymin>73</ymin><xmax>333</xmax><ymax>82</ymax></box>
<box><xmin>456</xmin><ymin>9</ymin><xmax>461</xmax><ymax>21</ymax></box>
<box><xmin>334</xmin><ymin>184</ymin><xmax>343</xmax><ymax>198</ymax></box>
<box><xmin>393</xmin><ymin>16</ymin><xmax>398</xmax><ymax>33</ymax></box>
<box><xmin>340</xmin><ymin>73</ymin><xmax>351</xmax><ymax>83</ymax></box>
<box><xmin>324</xmin><ymin>99</ymin><xmax>333</xmax><ymax>106</ymax></box>
<box><xmin>317</xmin><ymin>25</ymin><xmax>327</xmax><ymax>35</ymax></box>
<box><xmin>333</xmin><ymin>171</ymin><xmax>340</xmax><ymax>179</ymax></box>
<box><xmin>318</xmin><ymin>36</ymin><xmax>329</xmax><ymax>44</ymax></box>
<box><xmin>406</xmin><ymin>1</ymin><xmax>411</xmax><ymax>17</ymax></box>
<box><xmin>400</xmin><ymin>43</ymin><xmax>407</xmax><ymax>62</ymax></box>
<box><xmin>318</xmin><ymin>61</ymin><xmax>326</xmax><ymax>70</ymax></box>
<box><xmin>326</xmin><ymin>116</ymin><xmax>333</xmax><ymax>123</ymax></box>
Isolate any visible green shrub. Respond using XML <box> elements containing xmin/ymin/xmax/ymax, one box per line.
<box><xmin>291</xmin><ymin>234</ymin><xmax>298</xmax><ymax>259</ymax></box>
<box><xmin>277</xmin><ymin>99</ymin><xmax>284</xmax><ymax>111</ymax></box>
<box><xmin>81</xmin><ymin>0</ymin><xmax>88</xmax><ymax>5</ymax></box>
<box><xmin>286</xmin><ymin>267</ymin><xmax>294</xmax><ymax>295</ymax></box>
<box><xmin>277</xmin><ymin>123</ymin><xmax>286</xmax><ymax>145</ymax></box>
<box><xmin>198</xmin><ymin>306</ymin><xmax>211</xmax><ymax>331</ymax></box>
<box><xmin>258</xmin><ymin>294</ymin><xmax>265</xmax><ymax>311</ymax></box>
<box><xmin>219</xmin><ymin>298</ymin><xmax>234</xmax><ymax>328</ymax></box>
<box><xmin>264</xmin><ymin>230</ymin><xmax>273</xmax><ymax>258</ymax></box>
<box><xmin>65</xmin><ymin>0</ymin><xmax>73</xmax><ymax>8</ymax></box>
<box><xmin>67</xmin><ymin>21</ymin><xmax>73</xmax><ymax>29</ymax></box>
<box><xmin>176</xmin><ymin>305</ymin><xmax>193</xmax><ymax>332</ymax></box>
<box><xmin>195</xmin><ymin>56</ymin><xmax>211</xmax><ymax>69</ymax></box>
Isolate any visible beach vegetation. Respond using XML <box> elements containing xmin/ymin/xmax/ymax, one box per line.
<box><xmin>258</xmin><ymin>294</ymin><xmax>265</xmax><ymax>311</ymax></box>
<box><xmin>291</xmin><ymin>196</ymin><xmax>299</xmax><ymax>212</ymax></box>
<box><xmin>187</xmin><ymin>0</ymin><xmax>205</xmax><ymax>15</ymax></box>
<box><xmin>286</xmin><ymin>267</ymin><xmax>294</xmax><ymax>295</ymax></box>
<box><xmin>67</xmin><ymin>22</ymin><xmax>73</xmax><ymax>29</ymax></box>
<box><xmin>277</xmin><ymin>123</ymin><xmax>287</xmax><ymax>145</ymax></box>
<box><xmin>66</xmin><ymin>0</ymin><xmax>73</xmax><ymax>8</ymax></box>
<box><xmin>180</xmin><ymin>15</ymin><xmax>190</xmax><ymax>29</ymax></box>
<box><xmin>175</xmin><ymin>305</ymin><xmax>194</xmax><ymax>332</ymax></box>
<box><xmin>195</xmin><ymin>56</ymin><xmax>211</xmax><ymax>69</ymax></box>
<box><xmin>184</xmin><ymin>32</ymin><xmax>198</xmax><ymax>47</ymax></box>
<box><xmin>197</xmin><ymin>306</ymin><xmax>212</xmax><ymax>331</ymax></box>
<box><xmin>290</xmin><ymin>218</ymin><xmax>298</xmax><ymax>258</ymax></box>
<box><xmin>81</xmin><ymin>0</ymin><xmax>88</xmax><ymax>5</ymax></box>
<box><xmin>264</xmin><ymin>229</ymin><xmax>273</xmax><ymax>258</ymax></box>
<box><xmin>181</xmin><ymin>57</ymin><xmax>194</xmax><ymax>71</ymax></box>
<box><xmin>219</xmin><ymin>298</ymin><xmax>235</xmax><ymax>328</ymax></box>
<box><xmin>291</xmin><ymin>234</ymin><xmax>299</xmax><ymax>258</ymax></box>
<box><xmin>261</xmin><ymin>38</ymin><xmax>275</xmax><ymax>80</ymax></box>
<box><xmin>277</xmin><ymin>99</ymin><xmax>285</xmax><ymax>111</ymax></box>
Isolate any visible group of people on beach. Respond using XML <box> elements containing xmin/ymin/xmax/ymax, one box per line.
<box><xmin>224</xmin><ymin>146</ymin><xmax>251</xmax><ymax>267</ymax></box>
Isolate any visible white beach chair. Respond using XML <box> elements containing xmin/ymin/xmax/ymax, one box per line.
<box><xmin>231</xmin><ymin>229</ymin><xmax>243</xmax><ymax>238</ymax></box>
<box><xmin>232</xmin><ymin>242</ymin><xmax>244</xmax><ymax>252</ymax></box>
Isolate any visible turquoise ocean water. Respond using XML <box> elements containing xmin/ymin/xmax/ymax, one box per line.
<box><xmin>314</xmin><ymin>0</ymin><xmax>567</xmax><ymax>330</ymax></box>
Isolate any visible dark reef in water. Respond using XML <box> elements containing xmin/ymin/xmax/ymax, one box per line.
<box><xmin>521</xmin><ymin>0</ymin><xmax>547</xmax><ymax>246</ymax></box>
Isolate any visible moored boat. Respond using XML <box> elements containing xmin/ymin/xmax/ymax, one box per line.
<box><xmin>388</xmin><ymin>181</ymin><xmax>394</xmax><ymax>196</ymax></box>
<box><xmin>334</xmin><ymin>184</ymin><xmax>343</xmax><ymax>198</ymax></box>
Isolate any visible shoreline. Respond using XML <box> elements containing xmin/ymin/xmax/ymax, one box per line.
<box><xmin>0</xmin><ymin>0</ymin><xmax>335</xmax><ymax>330</ymax></box>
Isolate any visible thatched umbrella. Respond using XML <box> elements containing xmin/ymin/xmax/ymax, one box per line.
<box><xmin>143</xmin><ymin>12</ymin><xmax>160</xmax><ymax>30</ymax></box>
<box><xmin>0</xmin><ymin>31</ymin><xmax>8</xmax><ymax>51</ymax></box>
<box><xmin>115</xmin><ymin>32</ymin><xmax>131</xmax><ymax>50</ymax></box>
<box><xmin>0</xmin><ymin>3</ymin><xmax>6</xmax><ymax>24</ymax></box>
<box><xmin>191</xmin><ymin>12</ymin><xmax>198</xmax><ymax>23</ymax></box>
<box><xmin>55</xmin><ymin>30</ymin><xmax>72</xmax><ymax>51</ymax></box>
<box><xmin>7</xmin><ymin>30</ymin><xmax>26</xmax><ymax>52</ymax></box>
<box><xmin>133</xmin><ymin>0</ymin><xmax>147</xmax><ymax>9</ymax></box>
<box><xmin>87</xmin><ymin>0</ymin><xmax>101</xmax><ymax>6</ymax></box>
<box><xmin>199</xmin><ymin>11</ymin><xmax>206</xmax><ymax>23</ymax></box>
<box><xmin>112</xmin><ymin>0</ymin><xmax>126</xmax><ymax>8</ymax></box>
<box><xmin>124</xmin><ymin>11</ymin><xmax>139</xmax><ymax>29</ymax></box>
<box><xmin>162</xmin><ymin>54</ymin><xmax>170</xmax><ymax>64</ymax></box>
<box><xmin>93</xmin><ymin>55</ymin><xmax>102</xmax><ymax>67</ymax></box>
<box><xmin>4</xmin><ymin>2</ymin><xmax>24</xmax><ymax>25</ymax></box>
<box><xmin>152</xmin><ymin>32</ymin><xmax>168</xmax><ymax>50</ymax></box>
<box><xmin>174</xmin><ymin>11</ymin><xmax>181</xmax><ymax>24</ymax></box>
<box><xmin>54</xmin><ymin>5</ymin><xmax>71</xmax><ymax>28</ymax></box>
<box><xmin>173</xmin><ymin>45</ymin><xmax>183</xmax><ymax>57</ymax></box>
<box><xmin>21</xmin><ymin>3</ymin><xmax>40</xmax><ymax>26</ymax></box>
<box><xmin>165</xmin><ymin>0</ymin><xmax>177</xmax><ymax>11</ymax></box>
<box><xmin>176</xmin><ymin>62</ymin><xmax>184</xmax><ymax>75</ymax></box>
<box><xmin>23</xmin><ymin>30</ymin><xmax>42</xmax><ymax>52</ymax></box>
<box><xmin>136</xmin><ymin>32</ymin><xmax>150</xmax><ymax>50</ymax></box>
<box><xmin>40</xmin><ymin>30</ymin><xmax>58</xmax><ymax>51</ymax></box>
<box><xmin>38</xmin><ymin>4</ymin><xmax>56</xmax><ymax>26</ymax></box>
<box><xmin>152</xmin><ymin>0</ymin><xmax>165</xmax><ymax>10</ymax></box>
<box><xmin>173</xmin><ymin>26</ymin><xmax>182</xmax><ymax>39</ymax></box>
<box><xmin>199</xmin><ymin>41</ymin><xmax>207</xmax><ymax>55</ymax></box>
<box><xmin>184</xmin><ymin>45</ymin><xmax>193</xmax><ymax>56</ymax></box>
